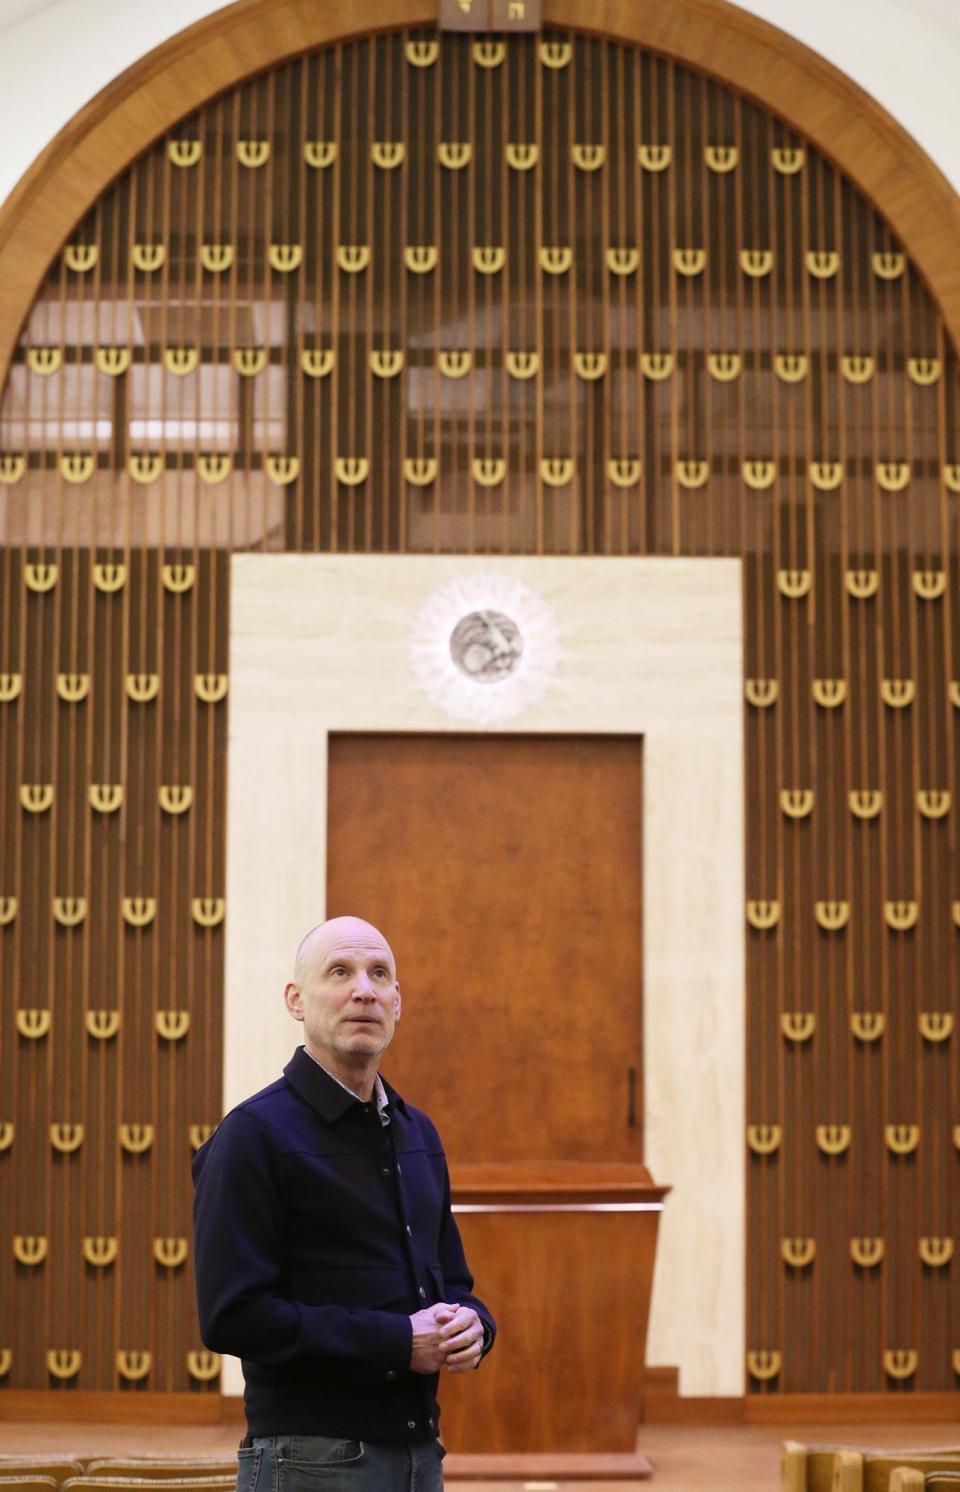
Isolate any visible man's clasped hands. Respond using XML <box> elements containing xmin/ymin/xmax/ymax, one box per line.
<box><xmin>409</xmin><ymin>1303</ymin><xmax>484</xmax><ymax>1374</ymax></box>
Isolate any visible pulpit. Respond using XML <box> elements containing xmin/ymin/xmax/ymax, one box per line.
<box><xmin>440</xmin><ymin>1161</ymin><xmax>670</xmax><ymax>1481</ymax></box>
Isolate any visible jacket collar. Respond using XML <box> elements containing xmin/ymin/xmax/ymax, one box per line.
<box><xmin>284</xmin><ymin>1045</ymin><xmax>408</xmax><ymax>1120</ymax></box>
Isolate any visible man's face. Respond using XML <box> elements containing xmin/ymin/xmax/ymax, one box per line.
<box><xmin>285</xmin><ymin>922</ymin><xmax>401</xmax><ymax>1073</ymax></box>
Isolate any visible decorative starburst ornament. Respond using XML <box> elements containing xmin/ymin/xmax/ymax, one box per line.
<box><xmin>409</xmin><ymin>572</ymin><xmax>560</xmax><ymax>724</ymax></box>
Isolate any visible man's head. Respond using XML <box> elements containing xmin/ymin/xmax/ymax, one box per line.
<box><xmin>284</xmin><ymin>916</ymin><xmax>401</xmax><ymax>1088</ymax></box>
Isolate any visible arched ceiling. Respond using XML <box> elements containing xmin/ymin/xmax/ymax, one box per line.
<box><xmin>0</xmin><ymin>0</ymin><xmax>959</xmax><ymax>389</ymax></box>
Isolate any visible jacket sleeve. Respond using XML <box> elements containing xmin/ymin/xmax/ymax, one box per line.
<box><xmin>191</xmin><ymin>1106</ymin><xmax>413</xmax><ymax>1371</ymax></box>
<box><xmin>435</xmin><ymin>1156</ymin><xmax>497</xmax><ymax>1357</ymax></box>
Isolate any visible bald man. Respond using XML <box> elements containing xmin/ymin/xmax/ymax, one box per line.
<box><xmin>191</xmin><ymin>916</ymin><xmax>495</xmax><ymax>1491</ymax></box>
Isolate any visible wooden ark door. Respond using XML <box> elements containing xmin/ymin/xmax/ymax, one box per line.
<box><xmin>326</xmin><ymin>733</ymin><xmax>644</xmax><ymax>1164</ymax></box>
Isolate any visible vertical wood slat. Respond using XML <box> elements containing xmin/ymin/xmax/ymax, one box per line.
<box><xmin>0</xmin><ymin>26</ymin><xmax>958</xmax><ymax>1396</ymax></box>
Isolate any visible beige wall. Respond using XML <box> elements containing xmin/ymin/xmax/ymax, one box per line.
<box><xmin>225</xmin><ymin>554</ymin><xmax>745</xmax><ymax>1397</ymax></box>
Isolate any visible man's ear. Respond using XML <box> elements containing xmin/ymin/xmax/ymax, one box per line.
<box><xmin>394</xmin><ymin>985</ymin><xmax>402</xmax><ymax>1021</ymax></box>
<box><xmin>284</xmin><ymin>982</ymin><xmax>304</xmax><ymax>1021</ymax></box>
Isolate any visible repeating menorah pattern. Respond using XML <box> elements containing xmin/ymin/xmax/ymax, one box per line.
<box><xmin>0</xmin><ymin>26</ymin><xmax>958</xmax><ymax>1392</ymax></box>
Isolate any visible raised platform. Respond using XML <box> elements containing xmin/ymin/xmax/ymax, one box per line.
<box><xmin>445</xmin><ymin>1450</ymin><xmax>652</xmax><ymax>1480</ymax></box>
<box><xmin>3</xmin><ymin>1383</ymin><xmax>960</xmax><ymax>1428</ymax></box>
<box><xmin>4</xmin><ymin>1415</ymin><xmax>960</xmax><ymax>1492</ymax></box>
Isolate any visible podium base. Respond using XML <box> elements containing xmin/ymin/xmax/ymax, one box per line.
<box><xmin>444</xmin><ymin>1449</ymin><xmax>654</xmax><ymax>1480</ymax></box>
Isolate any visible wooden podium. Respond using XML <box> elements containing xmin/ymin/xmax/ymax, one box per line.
<box><xmin>439</xmin><ymin>1161</ymin><xmax>670</xmax><ymax>1481</ymax></box>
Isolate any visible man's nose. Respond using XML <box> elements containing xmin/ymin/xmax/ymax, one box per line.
<box><xmin>352</xmin><ymin>974</ymin><xmax>375</xmax><ymax>998</ymax></box>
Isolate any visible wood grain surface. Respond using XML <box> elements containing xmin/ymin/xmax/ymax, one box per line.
<box><xmin>327</xmin><ymin>732</ymin><xmax>645</xmax><ymax>1167</ymax></box>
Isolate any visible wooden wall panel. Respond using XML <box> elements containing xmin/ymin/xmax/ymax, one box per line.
<box><xmin>325</xmin><ymin>732</ymin><xmax>645</xmax><ymax>1168</ymax></box>
<box><xmin>0</xmin><ymin>26</ymin><xmax>957</xmax><ymax>1395</ymax></box>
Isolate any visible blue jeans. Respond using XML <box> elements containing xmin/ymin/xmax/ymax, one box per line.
<box><xmin>237</xmin><ymin>1435</ymin><xmax>445</xmax><ymax>1492</ymax></box>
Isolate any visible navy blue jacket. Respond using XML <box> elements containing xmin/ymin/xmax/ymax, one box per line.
<box><xmin>191</xmin><ymin>1046</ymin><xmax>495</xmax><ymax>1440</ymax></box>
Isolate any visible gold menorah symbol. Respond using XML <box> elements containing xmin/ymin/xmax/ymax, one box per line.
<box><xmin>845</xmin><ymin>569</ymin><xmax>879</xmax><ymax>598</ymax></box>
<box><xmin>744</xmin><ymin>680</ymin><xmax>778</xmax><ymax>708</ymax></box>
<box><xmin>740</xmin><ymin>249</ymin><xmax>773</xmax><ymax>277</ymax></box>
<box><xmin>640</xmin><ymin>352</ymin><xmax>674</xmax><ymax>380</ymax></box>
<box><xmin>233</xmin><ymin>348</ymin><xmax>267</xmax><ymax>376</ymax></box>
<box><xmin>17</xmin><ymin>1009</ymin><xmax>51</xmax><ymax>1039</ymax></box>
<box><xmin>506</xmin><ymin>351</ymin><xmax>539</xmax><ymax>379</ymax></box>
<box><xmin>95</xmin><ymin>347</ymin><xmax>131</xmax><ymax>376</ymax></box>
<box><xmin>746</xmin><ymin>900</ymin><xmax>780</xmax><ymax>930</ymax></box>
<box><xmin>882</xmin><ymin>1348</ymin><xmax>917</xmax><ymax>1379</ymax></box>
<box><xmin>405</xmin><ymin>40</ymin><xmax>438</xmax><ymax>67</ymax></box>
<box><xmin>121</xmin><ymin>896</ymin><xmax>157</xmax><ymax>927</ymax></box>
<box><xmin>539</xmin><ymin>246</ymin><xmax>573</xmax><ymax>275</ymax></box>
<box><xmin>153</xmin><ymin>1237</ymin><xmax>189</xmax><ymax>1268</ymax></box>
<box><xmin>747</xmin><ymin>1349</ymin><xmax>781</xmax><ymax>1381</ymax></box>
<box><xmin>0</xmin><ymin>453</ymin><xmax>25</xmax><ymax>483</ymax></box>
<box><xmin>707</xmin><ymin>353</ymin><xmax>741</xmax><ymax>381</ymax></box>
<box><xmin>506</xmin><ymin>143</ymin><xmax>539</xmax><ymax>170</ymax></box>
<box><xmin>119</xmin><ymin>1123</ymin><xmax>155</xmax><ymax>1154</ymax></box>
<box><xmin>340</xmin><ymin>245</ymin><xmax>373</xmax><ymax>273</ymax></box>
<box><xmin>539</xmin><ymin>40</ymin><xmax>571</xmax><ymax>68</ymax></box>
<box><xmin>116</xmin><ymin>1350</ymin><xmax>152</xmax><ymax>1382</ymax></box>
<box><xmin>815</xmin><ymin>1124</ymin><xmax>851</xmax><ymax>1156</ymax></box>
<box><xmin>128</xmin><ymin>453</ymin><xmax>163</xmax><ymax>484</ymax></box>
<box><xmin>168</xmin><ymin>139</ymin><xmax>202</xmax><ymax>167</ymax></box>
<box><xmin>812</xmin><ymin>679</ymin><xmax>846</xmax><ymax>708</ymax></box>
<box><xmin>237</xmin><ymin>139</ymin><xmax>270</xmax><ymax>167</ymax></box>
<box><xmin>159</xmin><ymin>785</ymin><xmax>193</xmax><ymax>815</ymax></box>
<box><xmin>65</xmin><ymin>244</ymin><xmax>98</xmax><ymax>272</ymax></box>
<box><xmin>747</xmin><ymin>1124</ymin><xmax>781</xmax><ymax>1155</ymax></box>
<box><xmin>265</xmin><ymin>456</ymin><xmax>302</xmax><ymax>486</ymax></box>
<box><xmin>370</xmin><ymin>350</ymin><xmax>404</xmax><ymax>378</ymax></box>
<box><xmin>131</xmin><ymin>243</ymin><xmax>166</xmax><ymax>272</ymax></box>
<box><xmin>437</xmin><ymin>142</ymin><xmax>471</xmax><ymax>170</ymax></box>
<box><xmin>301</xmin><ymin>349</ymin><xmax>335</xmax><ymax>379</ymax></box>
<box><xmin>304</xmin><ymin>141</ymin><xmax>337</xmax><ymax>167</ymax></box>
<box><xmin>572</xmin><ymin>144</ymin><xmax>605</xmax><ymax>171</ymax></box>
<box><xmin>82</xmin><ymin>1236</ymin><xmax>118</xmax><ymax>1267</ymax></box>
<box><xmin>47</xmin><ymin>1349</ymin><xmax>81</xmax><ymax>1379</ymax></box>
<box><xmin>334</xmin><ymin>458</ymin><xmax>367</xmax><ymax>487</ymax></box>
<box><xmin>403</xmin><ymin>459</ymin><xmax>438</xmax><ymax>488</ymax></box>
<box><xmin>540</xmin><ymin>459</ymin><xmax>574</xmax><ymax>488</ymax></box>
<box><xmin>50</xmin><ymin>1123</ymin><xmax>84</xmax><ymax>1153</ymax></box>
<box><xmin>806</xmin><ymin>249</ymin><xmax>839</xmax><ymax>278</ymax></box>
<box><xmin>189</xmin><ymin>1124</ymin><xmax>216</xmax><ymax>1151</ymax></box>
<box><xmin>815</xmin><ymin>900</ymin><xmax>850</xmax><ymax>931</ymax></box>
<box><xmin>705</xmin><ymin>145</ymin><xmax>738</xmax><ymax>172</ymax></box>
<box><xmin>780</xmin><ymin>1012</ymin><xmax>815</xmax><ymax>1042</ymax></box>
<box><xmin>850</xmin><ymin>1011</ymin><xmax>884</xmax><ymax>1041</ymax></box>
<box><xmin>841</xmin><ymin>354</ymin><xmax>874</xmax><ymax>383</ymax></box>
<box><xmin>187</xmin><ymin>1349</ymin><xmax>222</xmax><ymax>1381</ymax></box>
<box><xmin>191</xmin><ymin>897</ymin><xmax>225</xmax><ymax>927</ymax></box>
<box><xmin>92</xmin><ymin>563</ymin><xmax>127</xmax><ymax>591</ymax></box>
<box><xmin>56</xmin><ymin>673</ymin><xmax>90</xmax><ymax>703</ymax></box>
<box><xmin>85</xmin><ymin>1010</ymin><xmax>120</xmax><ymax>1040</ymax></box>
<box><xmin>164</xmin><ymin>346</ymin><xmax>199</xmax><ymax>376</ymax></box>
<box><xmin>194</xmin><ymin>675</ymin><xmax>228</xmax><ymax>704</ymax></box>
<box><xmin>771</xmin><ymin>147</ymin><xmax>805</xmax><ymax>174</ymax></box>
<box><xmin>850</xmin><ymin>1237</ymin><xmax>884</xmax><ymax>1267</ymax></box>
<box><xmin>673</xmin><ymin>247</ymin><xmax>706</xmax><ymax>276</ymax></box>
<box><xmin>638</xmin><ymin>144</ymin><xmax>671</xmax><ymax>171</ymax></box>
<box><xmin>371</xmin><ymin>142</ymin><xmax>405</xmax><ymax>169</ymax></box>
<box><xmin>27</xmin><ymin>347</ymin><xmax>62</xmax><ymax>375</ymax></box>
<box><xmin>781</xmin><ymin>1238</ymin><xmax>815</xmax><ymax>1268</ymax></box>
<box><xmin>773</xmin><ymin>354</ymin><xmax>808</xmax><ymax>383</ymax></box>
<box><xmin>196</xmin><ymin>454</ymin><xmax>232</xmax><ymax>485</ymax></box>
<box><xmin>14</xmin><ymin>1235</ymin><xmax>48</xmax><ymax>1265</ymax></box>
<box><xmin>155</xmin><ymin>1010</ymin><xmax>191</xmax><ymax>1041</ymax></box>
<box><xmin>268</xmin><ymin>244</ymin><xmax>303</xmax><ymax>273</ymax></box>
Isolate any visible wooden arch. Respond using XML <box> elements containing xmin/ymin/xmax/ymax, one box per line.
<box><xmin>1</xmin><ymin>0</ymin><xmax>959</xmax><ymax>389</ymax></box>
